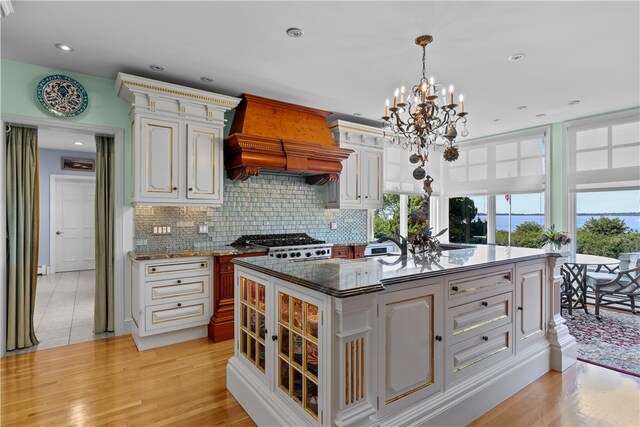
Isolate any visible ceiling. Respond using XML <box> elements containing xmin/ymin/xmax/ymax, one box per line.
<box><xmin>2</xmin><ymin>1</ymin><xmax>639</xmax><ymax>140</ymax></box>
<box><xmin>38</xmin><ymin>128</ymin><xmax>96</xmax><ymax>153</ymax></box>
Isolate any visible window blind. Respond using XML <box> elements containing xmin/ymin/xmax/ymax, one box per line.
<box><xmin>440</xmin><ymin>127</ymin><xmax>547</xmax><ymax>197</ymax></box>
<box><xmin>383</xmin><ymin>143</ymin><xmax>441</xmax><ymax>195</ymax></box>
<box><xmin>566</xmin><ymin>109</ymin><xmax>640</xmax><ymax>192</ymax></box>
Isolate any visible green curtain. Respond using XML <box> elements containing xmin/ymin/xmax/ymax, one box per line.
<box><xmin>94</xmin><ymin>135</ymin><xmax>115</xmax><ymax>333</ymax></box>
<box><xmin>6</xmin><ymin>126</ymin><xmax>39</xmax><ymax>350</ymax></box>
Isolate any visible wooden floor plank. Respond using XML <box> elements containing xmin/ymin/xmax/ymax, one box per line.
<box><xmin>2</xmin><ymin>335</ymin><xmax>639</xmax><ymax>426</ymax></box>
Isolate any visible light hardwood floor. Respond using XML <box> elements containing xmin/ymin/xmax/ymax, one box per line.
<box><xmin>2</xmin><ymin>336</ymin><xmax>639</xmax><ymax>426</ymax></box>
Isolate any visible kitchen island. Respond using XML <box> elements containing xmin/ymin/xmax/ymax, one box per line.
<box><xmin>226</xmin><ymin>246</ymin><xmax>577</xmax><ymax>426</ymax></box>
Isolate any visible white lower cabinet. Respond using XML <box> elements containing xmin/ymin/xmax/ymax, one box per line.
<box><xmin>229</xmin><ymin>258</ymin><xmax>557</xmax><ymax>427</ymax></box>
<box><xmin>377</xmin><ymin>284</ymin><xmax>444</xmax><ymax>416</ymax></box>
<box><xmin>131</xmin><ymin>256</ymin><xmax>212</xmax><ymax>350</ymax></box>
<box><xmin>515</xmin><ymin>260</ymin><xmax>546</xmax><ymax>350</ymax></box>
<box><xmin>235</xmin><ymin>271</ymin><xmax>325</xmax><ymax>424</ymax></box>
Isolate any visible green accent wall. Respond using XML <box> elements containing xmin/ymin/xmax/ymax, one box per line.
<box><xmin>1</xmin><ymin>59</ymin><xmax>132</xmax><ymax>202</ymax></box>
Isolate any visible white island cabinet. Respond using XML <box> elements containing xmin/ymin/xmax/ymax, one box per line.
<box><xmin>116</xmin><ymin>73</ymin><xmax>240</xmax><ymax>206</ymax></box>
<box><xmin>227</xmin><ymin>246</ymin><xmax>577</xmax><ymax>426</ymax></box>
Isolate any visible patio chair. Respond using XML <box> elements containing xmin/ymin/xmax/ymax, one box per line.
<box><xmin>587</xmin><ymin>256</ymin><xmax>640</xmax><ymax>319</ymax></box>
<box><xmin>560</xmin><ymin>266</ymin><xmax>573</xmax><ymax>317</ymax></box>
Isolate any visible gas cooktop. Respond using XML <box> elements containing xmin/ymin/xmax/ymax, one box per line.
<box><xmin>232</xmin><ymin>233</ymin><xmax>332</xmax><ymax>260</ymax></box>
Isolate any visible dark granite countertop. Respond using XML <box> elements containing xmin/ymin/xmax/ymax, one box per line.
<box><xmin>233</xmin><ymin>245</ymin><xmax>558</xmax><ymax>298</ymax></box>
<box><xmin>128</xmin><ymin>245</ymin><xmax>267</xmax><ymax>260</ymax></box>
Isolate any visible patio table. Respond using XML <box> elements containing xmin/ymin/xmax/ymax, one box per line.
<box><xmin>563</xmin><ymin>254</ymin><xmax>619</xmax><ymax>314</ymax></box>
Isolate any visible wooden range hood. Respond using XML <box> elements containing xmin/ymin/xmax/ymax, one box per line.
<box><xmin>224</xmin><ymin>94</ymin><xmax>353</xmax><ymax>185</ymax></box>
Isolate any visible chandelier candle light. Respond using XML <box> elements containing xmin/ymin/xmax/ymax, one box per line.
<box><xmin>382</xmin><ymin>34</ymin><xmax>469</xmax><ymax>197</ymax></box>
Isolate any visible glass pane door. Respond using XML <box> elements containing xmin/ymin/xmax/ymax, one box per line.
<box><xmin>239</xmin><ymin>276</ymin><xmax>266</xmax><ymax>373</ymax></box>
<box><xmin>277</xmin><ymin>291</ymin><xmax>320</xmax><ymax>420</ymax></box>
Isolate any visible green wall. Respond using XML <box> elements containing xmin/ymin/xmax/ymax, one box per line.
<box><xmin>1</xmin><ymin>59</ymin><xmax>132</xmax><ymax>201</ymax></box>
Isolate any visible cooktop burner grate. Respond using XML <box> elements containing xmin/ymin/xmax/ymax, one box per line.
<box><xmin>232</xmin><ymin>233</ymin><xmax>325</xmax><ymax>248</ymax></box>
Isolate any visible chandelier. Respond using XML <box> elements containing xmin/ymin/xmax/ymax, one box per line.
<box><xmin>382</xmin><ymin>34</ymin><xmax>469</xmax><ymax>197</ymax></box>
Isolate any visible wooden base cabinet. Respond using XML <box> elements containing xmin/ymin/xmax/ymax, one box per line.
<box><xmin>209</xmin><ymin>252</ymin><xmax>266</xmax><ymax>343</ymax></box>
<box><xmin>331</xmin><ymin>244</ymin><xmax>366</xmax><ymax>260</ymax></box>
<box><xmin>228</xmin><ymin>257</ymin><xmax>566</xmax><ymax>426</ymax></box>
<box><xmin>131</xmin><ymin>257</ymin><xmax>212</xmax><ymax>350</ymax></box>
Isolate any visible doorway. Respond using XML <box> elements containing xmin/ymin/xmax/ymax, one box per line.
<box><xmin>1</xmin><ymin>117</ymin><xmax>127</xmax><ymax>356</ymax></box>
<box><xmin>50</xmin><ymin>175</ymin><xmax>96</xmax><ymax>273</ymax></box>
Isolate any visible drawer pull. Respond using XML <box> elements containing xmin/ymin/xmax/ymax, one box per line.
<box><xmin>272</xmin><ymin>334</ymin><xmax>278</xmax><ymax>341</ymax></box>
<box><xmin>481</xmin><ymin>301</ymin><xmax>489</xmax><ymax>307</ymax></box>
<box><xmin>177</xmin><ymin>280</ymin><xmax>182</xmax><ymax>284</ymax></box>
<box><xmin>188</xmin><ymin>187</ymin><xmax>193</xmax><ymax>191</ymax></box>
<box><xmin>177</xmin><ymin>303</ymin><xmax>182</xmax><ymax>307</ymax></box>
<box><xmin>173</xmin><ymin>187</ymin><xmax>178</xmax><ymax>191</ymax></box>
<box><xmin>435</xmin><ymin>335</ymin><xmax>443</xmax><ymax>342</ymax></box>
<box><xmin>451</xmin><ymin>286</ymin><xmax>459</xmax><ymax>292</ymax></box>
<box><xmin>517</xmin><ymin>306</ymin><xmax>523</xmax><ymax>311</ymax></box>
<box><xmin>482</xmin><ymin>336</ymin><xmax>489</xmax><ymax>341</ymax></box>
<box><xmin>151</xmin><ymin>267</ymin><xmax>157</xmax><ymax>272</ymax></box>
<box><xmin>503</xmin><ymin>273</ymin><xmax>511</xmax><ymax>280</ymax></box>
<box><xmin>200</xmin><ymin>263</ymin><xmax>205</xmax><ymax>267</ymax></box>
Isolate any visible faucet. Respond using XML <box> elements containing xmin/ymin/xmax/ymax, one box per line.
<box><xmin>377</xmin><ymin>233</ymin><xmax>408</xmax><ymax>256</ymax></box>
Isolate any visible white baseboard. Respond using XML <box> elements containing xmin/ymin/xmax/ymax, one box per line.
<box><xmin>131</xmin><ymin>323</ymin><xmax>208</xmax><ymax>351</ymax></box>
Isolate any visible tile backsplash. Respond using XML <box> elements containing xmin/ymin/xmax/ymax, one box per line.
<box><xmin>134</xmin><ymin>174</ymin><xmax>368</xmax><ymax>252</ymax></box>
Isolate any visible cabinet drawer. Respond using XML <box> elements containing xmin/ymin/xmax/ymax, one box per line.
<box><xmin>332</xmin><ymin>246</ymin><xmax>352</xmax><ymax>259</ymax></box>
<box><xmin>447</xmin><ymin>292</ymin><xmax>512</xmax><ymax>345</ymax></box>
<box><xmin>144</xmin><ymin>298</ymin><xmax>211</xmax><ymax>333</ymax></box>
<box><xmin>144</xmin><ymin>275</ymin><xmax>210</xmax><ymax>306</ymax></box>
<box><xmin>446</xmin><ymin>323</ymin><xmax>513</xmax><ymax>386</ymax></box>
<box><xmin>448</xmin><ymin>267</ymin><xmax>513</xmax><ymax>304</ymax></box>
<box><xmin>145</xmin><ymin>258</ymin><xmax>210</xmax><ymax>277</ymax></box>
<box><xmin>353</xmin><ymin>246</ymin><xmax>365</xmax><ymax>259</ymax></box>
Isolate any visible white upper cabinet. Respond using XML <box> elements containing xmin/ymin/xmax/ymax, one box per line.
<box><xmin>186</xmin><ymin>124</ymin><xmax>223</xmax><ymax>202</ymax></box>
<box><xmin>326</xmin><ymin>120</ymin><xmax>385</xmax><ymax>209</ymax></box>
<box><xmin>116</xmin><ymin>73</ymin><xmax>240</xmax><ymax>206</ymax></box>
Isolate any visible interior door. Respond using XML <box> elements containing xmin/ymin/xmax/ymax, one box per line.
<box><xmin>54</xmin><ymin>177</ymin><xmax>95</xmax><ymax>272</ymax></box>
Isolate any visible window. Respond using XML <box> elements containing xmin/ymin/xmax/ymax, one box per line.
<box><xmin>495</xmin><ymin>193</ymin><xmax>545</xmax><ymax>248</ymax></box>
<box><xmin>565</xmin><ymin>109</ymin><xmax>640</xmax><ymax>258</ymax></box>
<box><xmin>373</xmin><ymin>194</ymin><xmax>437</xmax><ymax>242</ymax></box>
<box><xmin>441</xmin><ymin>127</ymin><xmax>549</xmax><ymax>246</ymax></box>
<box><xmin>448</xmin><ymin>196</ymin><xmax>487</xmax><ymax>244</ymax></box>
<box><xmin>574</xmin><ymin>190</ymin><xmax>640</xmax><ymax>258</ymax></box>
<box><xmin>373</xmin><ymin>194</ymin><xmax>400</xmax><ymax>238</ymax></box>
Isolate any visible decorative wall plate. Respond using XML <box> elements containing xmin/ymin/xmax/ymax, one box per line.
<box><xmin>36</xmin><ymin>74</ymin><xmax>88</xmax><ymax>117</ymax></box>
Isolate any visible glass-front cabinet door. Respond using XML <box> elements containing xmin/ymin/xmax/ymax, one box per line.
<box><xmin>276</xmin><ymin>287</ymin><xmax>321</xmax><ymax>422</ymax></box>
<box><xmin>238</xmin><ymin>275</ymin><xmax>267</xmax><ymax>373</ymax></box>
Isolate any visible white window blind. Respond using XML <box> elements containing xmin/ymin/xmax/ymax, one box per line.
<box><xmin>383</xmin><ymin>143</ymin><xmax>441</xmax><ymax>195</ymax></box>
<box><xmin>566</xmin><ymin>109</ymin><xmax>640</xmax><ymax>192</ymax></box>
<box><xmin>440</xmin><ymin>128</ymin><xmax>547</xmax><ymax>197</ymax></box>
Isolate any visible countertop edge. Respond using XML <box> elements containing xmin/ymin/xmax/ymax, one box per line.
<box><xmin>232</xmin><ymin>259</ymin><xmax>385</xmax><ymax>297</ymax></box>
<box><xmin>128</xmin><ymin>248</ymin><xmax>267</xmax><ymax>261</ymax></box>
<box><xmin>233</xmin><ymin>252</ymin><xmax>557</xmax><ymax>298</ymax></box>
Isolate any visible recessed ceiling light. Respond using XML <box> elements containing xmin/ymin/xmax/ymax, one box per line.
<box><xmin>286</xmin><ymin>27</ymin><xmax>304</xmax><ymax>38</ymax></box>
<box><xmin>55</xmin><ymin>43</ymin><xmax>74</xmax><ymax>52</ymax></box>
<box><xmin>200</xmin><ymin>76</ymin><xmax>214</xmax><ymax>83</ymax></box>
<box><xmin>493</xmin><ymin>118</ymin><xmax>501</xmax><ymax>122</ymax></box>
<box><xmin>353</xmin><ymin>113</ymin><xmax>362</xmax><ymax>116</ymax></box>
<box><xmin>74</xmin><ymin>141</ymin><xmax>84</xmax><ymax>146</ymax></box>
<box><xmin>535</xmin><ymin>113</ymin><xmax>546</xmax><ymax>118</ymax></box>
<box><xmin>508</xmin><ymin>53</ymin><xmax>526</xmax><ymax>61</ymax></box>
<box><xmin>516</xmin><ymin>105</ymin><xmax>528</xmax><ymax>110</ymax></box>
<box><xmin>568</xmin><ymin>100</ymin><xmax>581</xmax><ymax>105</ymax></box>
<box><xmin>149</xmin><ymin>64</ymin><xmax>165</xmax><ymax>72</ymax></box>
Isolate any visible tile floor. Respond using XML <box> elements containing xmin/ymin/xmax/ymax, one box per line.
<box><xmin>9</xmin><ymin>270</ymin><xmax>113</xmax><ymax>355</ymax></box>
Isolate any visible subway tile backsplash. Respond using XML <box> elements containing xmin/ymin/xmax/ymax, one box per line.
<box><xmin>134</xmin><ymin>174</ymin><xmax>368</xmax><ymax>252</ymax></box>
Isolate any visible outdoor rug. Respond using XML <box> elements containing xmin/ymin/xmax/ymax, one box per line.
<box><xmin>563</xmin><ymin>309</ymin><xmax>640</xmax><ymax>377</ymax></box>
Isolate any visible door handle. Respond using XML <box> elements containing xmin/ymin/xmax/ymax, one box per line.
<box><xmin>56</xmin><ymin>231</ymin><xmax>64</xmax><ymax>235</ymax></box>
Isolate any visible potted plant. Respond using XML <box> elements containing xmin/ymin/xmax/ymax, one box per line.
<box><xmin>540</xmin><ymin>225</ymin><xmax>571</xmax><ymax>254</ymax></box>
